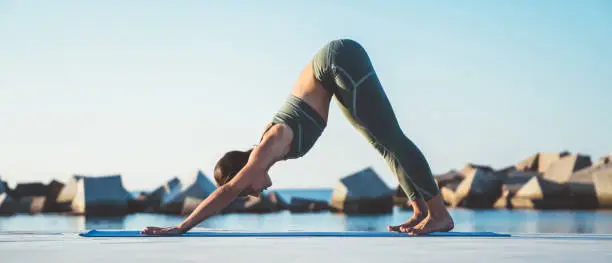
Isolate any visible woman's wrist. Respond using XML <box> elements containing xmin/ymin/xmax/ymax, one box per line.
<box><xmin>177</xmin><ymin>222</ymin><xmax>191</xmax><ymax>233</ymax></box>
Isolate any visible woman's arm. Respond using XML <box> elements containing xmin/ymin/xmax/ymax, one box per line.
<box><xmin>141</xmin><ymin>124</ymin><xmax>293</xmax><ymax>235</ymax></box>
<box><xmin>176</xmin><ymin>161</ymin><xmax>264</xmax><ymax>232</ymax></box>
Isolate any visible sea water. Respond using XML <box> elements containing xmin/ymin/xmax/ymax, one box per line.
<box><xmin>1</xmin><ymin>188</ymin><xmax>611</xmax><ymax>234</ymax></box>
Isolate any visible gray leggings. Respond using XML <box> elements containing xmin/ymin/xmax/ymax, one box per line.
<box><xmin>312</xmin><ymin>39</ymin><xmax>440</xmax><ymax>201</ymax></box>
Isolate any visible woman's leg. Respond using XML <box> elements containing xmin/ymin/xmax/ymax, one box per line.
<box><xmin>312</xmin><ymin>39</ymin><xmax>453</xmax><ymax>234</ymax></box>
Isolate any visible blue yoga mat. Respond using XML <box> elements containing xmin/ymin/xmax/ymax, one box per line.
<box><xmin>80</xmin><ymin>229</ymin><xmax>511</xmax><ymax>238</ymax></box>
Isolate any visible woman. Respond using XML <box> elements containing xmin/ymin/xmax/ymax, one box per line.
<box><xmin>142</xmin><ymin>39</ymin><xmax>454</xmax><ymax>236</ymax></box>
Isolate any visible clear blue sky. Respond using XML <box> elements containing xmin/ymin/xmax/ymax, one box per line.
<box><xmin>1</xmin><ymin>0</ymin><xmax>611</xmax><ymax>190</ymax></box>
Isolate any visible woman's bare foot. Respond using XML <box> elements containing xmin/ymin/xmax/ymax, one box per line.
<box><xmin>388</xmin><ymin>213</ymin><xmax>427</xmax><ymax>232</ymax></box>
<box><xmin>407</xmin><ymin>214</ymin><xmax>454</xmax><ymax>235</ymax></box>
<box><xmin>405</xmin><ymin>194</ymin><xmax>454</xmax><ymax>235</ymax></box>
<box><xmin>387</xmin><ymin>198</ymin><xmax>428</xmax><ymax>232</ymax></box>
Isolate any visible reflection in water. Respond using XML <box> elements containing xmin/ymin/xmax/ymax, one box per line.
<box><xmin>78</xmin><ymin>215</ymin><xmax>127</xmax><ymax>230</ymax></box>
<box><xmin>340</xmin><ymin>214</ymin><xmax>394</xmax><ymax>232</ymax></box>
<box><xmin>1</xmin><ymin>209</ymin><xmax>612</xmax><ymax>234</ymax></box>
<box><xmin>535</xmin><ymin>211</ymin><xmax>597</xmax><ymax>234</ymax></box>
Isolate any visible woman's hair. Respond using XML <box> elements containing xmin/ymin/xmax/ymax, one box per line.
<box><xmin>213</xmin><ymin>148</ymin><xmax>253</xmax><ymax>186</ymax></box>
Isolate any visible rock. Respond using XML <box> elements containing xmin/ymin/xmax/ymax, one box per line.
<box><xmin>503</xmin><ymin>171</ymin><xmax>540</xmax><ymax>194</ymax></box>
<box><xmin>1</xmin><ymin>183</ymin><xmax>8</xmax><ymax>195</ymax></box>
<box><xmin>496</xmin><ymin>165</ymin><xmax>518</xmax><ymax>174</ymax></box>
<box><xmin>543</xmin><ymin>154</ymin><xmax>592</xmax><ymax>184</ymax></box>
<box><xmin>149</xmin><ymin>177</ymin><xmax>181</xmax><ymax>203</ymax></box>
<box><xmin>435</xmin><ymin>170</ymin><xmax>465</xmax><ymax>188</ymax></box>
<box><xmin>461</xmin><ymin>163</ymin><xmax>494</xmax><ymax>174</ymax></box>
<box><xmin>55</xmin><ymin>175</ymin><xmax>84</xmax><ymax>212</ymax></box>
<box><xmin>510</xmin><ymin>176</ymin><xmax>572</xmax><ymax>209</ymax></box>
<box><xmin>288</xmin><ymin>197</ymin><xmax>329</xmax><ymax>213</ymax></box>
<box><xmin>515</xmin><ymin>151</ymin><xmax>571</xmax><ymax>173</ymax></box>
<box><xmin>392</xmin><ymin>185</ymin><xmax>412</xmax><ymax>209</ymax></box>
<box><xmin>5</xmin><ymin>180</ymin><xmax>65</xmax><ymax>213</ymax></box>
<box><xmin>69</xmin><ymin>175</ymin><xmax>132</xmax><ymax>215</ymax></box>
<box><xmin>159</xmin><ymin>170</ymin><xmax>217</xmax><ymax>214</ymax></box>
<box><xmin>493</xmin><ymin>189</ymin><xmax>512</xmax><ymax>209</ymax></box>
<box><xmin>568</xmin><ymin>164</ymin><xmax>602</xmax><ymax>209</ymax></box>
<box><xmin>238</xmin><ymin>195</ymin><xmax>278</xmax><ymax>213</ymax></box>
<box><xmin>202</xmin><ymin>194</ymin><xmax>277</xmax><ymax>214</ymax></box>
<box><xmin>593</xmin><ymin>166</ymin><xmax>612</xmax><ymax>208</ymax></box>
<box><xmin>493</xmin><ymin>171</ymin><xmax>540</xmax><ymax>209</ymax></box>
<box><xmin>11</xmin><ymin>182</ymin><xmax>47</xmax><ymax>198</ymax></box>
<box><xmin>127</xmin><ymin>192</ymin><xmax>151</xmax><ymax>213</ymax></box>
<box><xmin>0</xmin><ymin>193</ymin><xmax>16</xmax><ymax>216</ymax></box>
<box><xmin>440</xmin><ymin>181</ymin><xmax>461</xmax><ymax>207</ymax></box>
<box><xmin>266</xmin><ymin>191</ymin><xmax>289</xmax><ymax>211</ymax></box>
<box><xmin>432</xmin><ymin>170</ymin><xmax>465</xmax><ymax>207</ymax></box>
<box><xmin>0</xmin><ymin>177</ymin><xmax>8</xmax><ymax>195</ymax></box>
<box><xmin>13</xmin><ymin>196</ymin><xmax>46</xmax><ymax>214</ymax></box>
<box><xmin>599</xmin><ymin>154</ymin><xmax>611</xmax><ymax>165</ymax></box>
<box><xmin>139</xmin><ymin>177</ymin><xmax>182</xmax><ymax>213</ymax></box>
<box><xmin>44</xmin><ymin>180</ymin><xmax>65</xmax><ymax>212</ymax></box>
<box><xmin>330</xmin><ymin>167</ymin><xmax>394</xmax><ymax>214</ymax></box>
<box><xmin>568</xmin><ymin>163</ymin><xmax>612</xmax><ymax>209</ymax></box>
<box><xmin>453</xmin><ymin>164</ymin><xmax>504</xmax><ymax>208</ymax></box>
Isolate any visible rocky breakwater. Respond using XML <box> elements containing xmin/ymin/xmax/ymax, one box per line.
<box><xmin>2</xmin><ymin>150</ymin><xmax>610</xmax><ymax>218</ymax></box>
<box><xmin>330</xmin><ymin>167</ymin><xmax>394</xmax><ymax>214</ymax></box>
<box><xmin>427</xmin><ymin>151</ymin><xmax>612</xmax><ymax>210</ymax></box>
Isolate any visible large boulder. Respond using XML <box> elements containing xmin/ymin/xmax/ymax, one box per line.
<box><xmin>127</xmin><ymin>192</ymin><xmax>151</xmax><ymax>213</ymax></box>
<box><xmin>188</xmin><ymin>193</ymin><xmax>279</xmax><ymax>215</ymax></box>
<box><xmin>510</xmin><ymin>176</ymin><xmax>572</xmax><ymax>209</ymax></box>
<box><xmin>137</xmin><ymin>177</ymin><xmax>182</xmax><ymax>213</ymax></box>
<box><xmin>0</xmin><ymin>193</ymin><xmax>16</xmax><ymax>216</ymax></box>
<box><xmin>461</xmin><ymin>163</ymin><xmax>494</xmax><ymax>174</ymax></box>
<box><xmin>515</xmin><ymin>152</ymin><xmax>570</xmax><ymax>173</ymax></box>
<box><xmin>496</xmin><ymin>165</ymin><xmax>518</xmax><ymax>174</ymax></box>
<box><xmin>568</xmin><ymin>163</ymin><xmax>612</xmax><ymax>209</ymax></box>
<box><xmin>0</xmin><ymin>177</ymin><xmax>7</xmax><ymax>195</ymax></box>
<box><xmin>502</xmin><ymin>171</ymin><xmax>540</xmax><ymax>194</ymax></box>
<box><xmin>543</xmin><ymin>154</ymin><xmax>592</xmax><ymax>184</ymax></box>
<box><xmin>149</xmin><ymin>177</ymin><xmax>181</xmax><ymax>203</ymax></box>
<box><xmin>266</xmin><ymin>191</ymin><xmax>289</xmax><ymax>211</ymax></box>
<box><xmin>10</xmin><ymin>180</ymin><xmax>65</xmax><ymax>213</ymax></box>
<box><xmin>452</xmin><ymin>164</ymin><xmax>503</xmax><ymax>208</ymax></box>
<box><xmin>330</xmin><ymin>167</ymin><xmax>394</xmax><ymax>214</ymax></box>
<box><xmin>435</xmin><ymin>170</ymin><xmax>465</xmax><ymax>188</ymax></box>
<box><xmin>220</xmin><ymin>194</ymin><xmax>278</xmax><ymax>214</ymax></box>
<box><xmin>568</xmin><ymin>164</ymin><xmax>604</xmax><ymax>209</ymax></box>
<box><xmin>493</xmin><ymin>171</ymin><xmax>540</xmax><ymax>209</ymax></box>
<box><xmin>440</xmin><ymin>185</ymin><xmax>459</xmax><ymax>207</ymax></box>
<box><xmin>13</xmin><ymin>196</ymin><xmax>47</xmax><ymax>214</ymax></box>
<box><xmin>392</xmin><ymin>185</ymin><xmax>413</xmax><ymax>210</ymax></box>
<box><xmin>69</xmin><ymin>175</ymin><xmax>132</xmax><ymax>215</ymax></box>
<box><xmin>434</xmin><ymin>170</ymin><xmax>465</xmax><ymax>207</ymax></box>
<box><xmin>44</xmin><ymin>180</ymin><xmax>65</xmax><ymax>212</ymax></box>
<box><xmin>11</xmin><ymin>182</ymin><xmax>47</xmax><ymax>198</ymax></box>
<box><xmin>159</xmin><ymin>170</ymin><xmax>217</xmax><ymax>214</ymax></box>
<box><xmin>56</xmin><ymin>175</ymin><xmax>84</xmax><ymax>212</ymax></box>
<box><xmin>593</xmin><ymin>166</ymin><xmax>612</xmax><ymax>208</ymax></box>
<box><xmin>288</xmin><ymin>197</ymin><xmax>330</xmax><ymax>213</ymax></box>
<box><xmin>0</xmin><ymin>178</ymin><xmax>14</xmax><ymax>216</ymax></box>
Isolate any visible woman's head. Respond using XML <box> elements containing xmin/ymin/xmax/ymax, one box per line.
<box><xmin>213</xmin><ymin>148</ymin><xmax>272</xmax><ymax>197</ymax></box>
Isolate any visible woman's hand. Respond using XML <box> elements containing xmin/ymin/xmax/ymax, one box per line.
<box><xmin>141</xmin><ymin>226</ymin><xmax>184</xmax><ymax>236</ymax></box>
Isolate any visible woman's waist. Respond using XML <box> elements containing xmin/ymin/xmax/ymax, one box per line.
<box><xmin>274</xmin><ymin>94</ymin><xmax>327</xmax><ymax>130</ymax></box>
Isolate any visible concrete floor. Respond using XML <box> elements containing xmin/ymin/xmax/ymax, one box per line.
<box><xmin>1</xmin><ymin>231</ymin><xmax>611</xmax><ymax>263</ymax></box>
